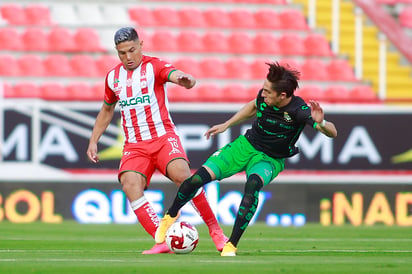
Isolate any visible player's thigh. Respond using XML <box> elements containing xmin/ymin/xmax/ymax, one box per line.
<box><xmin>119</xmin><ymin>147</ymin><xmax>156</xmax><ymax>186</ymax></box>
<box><xmin>204</xmin><ymin>137</ymin><xmax>249</xmax><ymax>180</ymax></box>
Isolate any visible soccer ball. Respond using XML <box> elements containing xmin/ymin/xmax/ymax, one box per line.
<box><xmin>165</xmin><ymin>221</ymin><xmax>199</xmax><ymax>254</ymax></box>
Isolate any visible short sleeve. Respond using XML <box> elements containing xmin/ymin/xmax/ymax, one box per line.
<box><xmin>151</xmin><ymin>57</ymin><xmax>176</xmax><ymax>83</ymax></box>
<box><xmin>103</xmin><ymin>74</ymin><xmax>117</xmax><ymax>104</ymax></box>
<box><xmin>296</xmin><ymin>104</ymin><xmax>315</xmax><ymax>128</ymax></box>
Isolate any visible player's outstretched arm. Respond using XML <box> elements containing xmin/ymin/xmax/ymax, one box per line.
<box><xmin>169</xmin><ymin>70</ymin><xmax>196</xmax><ymax>89</ymax></box>
<box><xmin>205</xmin><ymin>100</ymin><xmax>257</xmax><ymax>139</ymax></box>
<box><xmin>309</xmin><ymin>100</ymin><xmax>337</xmax><ymax>138</ymax></box>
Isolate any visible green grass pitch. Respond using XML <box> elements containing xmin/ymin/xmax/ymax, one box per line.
<box><xmin>0</xmin><ymin>221</ymin><xmax>411</xmax><ymax>273</ymax></box>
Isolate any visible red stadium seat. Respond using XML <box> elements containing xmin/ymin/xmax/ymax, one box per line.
<box><xmin>18</xmin><ymin>54</ymin><xmax>46</xmax><ymax>76</ymax></box>
<box><xmin>167</xmin><ymin>84</ymin><xmax>200</xmax><ymax>102</ymax></box>
<box><xmin>300</xmin><ymin>59</ymin><xmax>329</xmax><ymax>80</ymax></box>
<box><xmin>254</xmin><ymin>10</ymin><xmax>281</xmax><ymax>29</ymax></box>
<box><xmin>151</xmin><ymin>30</ymin><xmax>178</xmax><ymax>52</ymax></box>
<box><xmin>222</xmin><ymin>83</ymin><xmax>252</xmax><ymax>102</ymax></box>
<box><xmin>66</xmin><ymin>82</ymin><xmax>98</xmax><ymax>101</ymax></box>
<box><xmin>250</xmin><ymin>58</ymin><xmax>271</xmax><ymax>79</ymax></box>
<box><xmin>152</xmin><ymin>7</ymin><xmax>181</xmax><ymax>26</ymax></box>
<box><xmin>44</xmin><ymin>54</ymin><xmax>74</xmax><ymax>76</ymax></box>
<box><xmin>304</xmin><ymin>33</ymin><xmax>333</xmax><ymax>57</ymax></box>
<box><xmin>3</xmin><ymin>82</ymin><xmax>13</xmax><ymax>98</ymax></box>
<box><xmin>327</xmin><ymin>59</ymin><xmax>356</xmax><ymax>81</ymax></box>
<box><xmin>204</xmin><ymin>8</ymin><xmax>231</xmax><ymax>28</ymax></box>
<box><xmin>173</xmin><ymin>57</ymin><xmax>201</xmax><ymax>77</ymax></box>
<box><xmin>196</xmin><ymin>83</ymin><xmax>223</xmax><ymax>102</ymax></box>
<box><xmin>228</xmin><ymin>32</ymin><xmax>254</xmax><ymax>54</ymax></box>
<box><xmin>91</xmin><ymin>82</ymin><xmax>105</xmax><ymax>101</ymax></box>
<box><xmin>279</xmin><ymin>34</ymin><xmax>305</xmax><ymax>55</ymax></box>
<box><xmin>202</xmin><ymin>32</ymin><xmax>229</xmax><ymax>53</ymax></box>
<box><xmin>48</xmin><ymin>28</ymin><xmax>77</xmax><ymax>52</ymax></box>
<box><xmin>13</xmin><ymin>82</ymin><xmax>41</xmax><ymax>98</ymax></box>
<box><xmin>135</xmin><ymin>29</ymin><xmax>152</xmax><ymax>51</ymax></box>
<box><xmin>349</xmin><ymin>85</ymin><xmax>379</xmax><ymax>103</ymax></box>
<box><xmin>0</xmin><ymin>4</ymin><xmax>27</xmax><ymax>25</ymax></box>
<box><xmin>279</xmin><ymin>9</ymin><xmax>309</xmax><ymax>30</ymax></box>
<box><xmin>229</xmin><ymin>9</ymin><xmax>256</xmax><ymax>29</ymax></box>
<box><xmin>225</xmin><ymin>58</ymin><xmax>251</xmax><ymax>79</ymax></box>
<box><xmin>70</xmin><ymin>55</ymin><xmax>100</xmax><ymax>77</ymax></box>
<box><xmin>247</xmin><ymin>84</ymin><xmax>262</xmax><ymax>98</ymax></box>
<box><xmin>296</xmin><ymin>85</ymin><xmax>326</xmax><ymax>102</ymax></box>
<box><xmin>0</xmin><ymin>28</ymin><xmax>24</xmax><ymax>51</ymax></box>
<box><xmin>253</xmin><ymin>33</ymin><xmax>280</xmax><ymax>54</ymax></box>
<box><xmin>128</xmin><ymin>7</ymin><xmax>156</xmax><ymax>26</ymax></box>
<box><xmin>40</xmin><ymin>82</ymin><xmax>68</xmax><ymax>100</ymax></box>
<box><xmin>178</xmin><ymin>7</ymin><xmax>207</xmax><ymax>27</ymax></box>
<box><xmin>95</xmin><ymin>55</ymin><xmax>119</xmax><ymax>76</ymax></box>
<box><xmin>199</xmin><ymin>57</ymin><xmax>227</xmax><ymax>78</ymax></box>
<box><xmin>177</xmin><ymin>31</ymin><xmax>204</xmax><ymax>52</ymax></box>
<box><xmin>22</xmin><ymin>28</ymin><xmax>50</xmax><ymax>51</ymax></box>
<box><xmin>279</xmin><ymin>58</ymin><xmax>301</xmax><ymax>72</ymax></box>
<box><xmin>0</xmin><ymin>55</ymin><xmax>20</xmax><ymax>76</ymax></box>
<box><xmin>25</xmin><ymin>4</ymin><xmax>53</xmax><ymax>26</ymax></box>
<box><xmin>399</xmin><ymin>6</ymin><xmax>412</xmax><ymax>28</ymax></box>
<box><xmin>73</xmin><ymin>28</ymin><xmax>105</xmax><ymax>52</ymax></box>
<box><xmin>325</xmin><ymin>85</ymin><xmax>351</xmax><ymax>102</ymax></box>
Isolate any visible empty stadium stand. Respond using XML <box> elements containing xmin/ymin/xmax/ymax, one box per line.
<box><xmin>3</xmin><ymin>0</ymin><xmax>410</xmax><ymax>104</ymax></box>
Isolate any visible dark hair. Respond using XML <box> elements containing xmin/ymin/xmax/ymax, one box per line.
<box><xmin>266</xmin><ymin>62</ymin><xmax>300</xmax><ymax>97</ymax></box>
<box><xmin>114</xmin><ymin>27</ymin><xmax>139</xmax><ymax>45</ymax></box>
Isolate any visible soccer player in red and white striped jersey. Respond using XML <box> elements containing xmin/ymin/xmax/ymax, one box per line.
<box><xmin>87</xmin><ymin>27</ymin><xmax>227</xmax><ymax>254</ymax></box>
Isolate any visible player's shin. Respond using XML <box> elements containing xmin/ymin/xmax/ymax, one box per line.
<box><xmin>229</xmin><ymin>174</ymin><xmax>263</xmax><ymax>246</ymax></box>
<box><xmin>130</xmin><ymin>196</ymin><xmax>159</xmax><ymax>238</ymax></box>
<box><xmin>168</xmin><ymin>167</ymin><xmax>212</xmax><ymax>216</ymax></box>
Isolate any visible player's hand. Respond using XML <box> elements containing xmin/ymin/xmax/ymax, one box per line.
<box><xmin>309</xmin><ymin>100</ymin><xmax>324</xmax><ymax>124</ymax></box>
<box><xmin>204</xmin><ymin>123</ymin><xmax>227</xmax><ymax>140</ymax></box>
<box><xmin>177</xmin><ymin>74</ymin><xmax>196</xmax><ymax>89</ymax></box>
<box><xmin>86</xmin><ymin>143</ymin><xmax>99</xmax><ymax>163</ymax></box>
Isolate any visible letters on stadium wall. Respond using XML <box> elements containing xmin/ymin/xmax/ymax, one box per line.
<box><xmin>2</xmin><ymin>102</ymin><xmax>412</xmax><ymax>174</ymax></box>
<box><xmin>0</xmin><ymin>181</ymin><xmax>411</xmax><ymax>226</ymax></box>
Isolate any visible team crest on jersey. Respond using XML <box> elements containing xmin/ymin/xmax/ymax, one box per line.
<box><xmin>140</xmin><ymin>71</ymin><xmax>147</xmax><ymax>88</ymax></box>
<box><xmin>283</xmin><ymin>112</ymin><xmax>292</xmax><ymax>122</ymax></box>
<box><xmin>168</xmin><ymin>137</ymin><xmax>182</xmax><ymax>155</ymax></box>
<box><xmin>126</xmin><ymin>78</ymin><xmax>133</xmax><ymax>87</ymax></box>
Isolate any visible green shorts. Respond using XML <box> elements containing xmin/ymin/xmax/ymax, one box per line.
<box><xmin>204</xmin><ymin>135</ymin><xmax>285</xmax><ymax>185</ymax></box>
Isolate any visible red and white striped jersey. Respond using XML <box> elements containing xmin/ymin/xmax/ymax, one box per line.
<box><xmin>104</xmin><ymin>55</ymin><xmax>177</xmax><ymax>143</ymax></box>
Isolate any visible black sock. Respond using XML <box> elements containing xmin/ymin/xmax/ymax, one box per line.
<box><xmin>229</xmin><ymin>174</ymin><xmax>263</xmax><ymax>247</ymax></box>
<box><xmin>167</xmin><ymin>166</ymin><xmax>212</xmax><ymax>217</ymax></box>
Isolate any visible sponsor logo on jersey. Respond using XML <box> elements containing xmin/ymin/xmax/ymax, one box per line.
<box><xmin>119</xmin><ymin>94</ymin><xmax>150</xmax><ymax>107</ymax></box>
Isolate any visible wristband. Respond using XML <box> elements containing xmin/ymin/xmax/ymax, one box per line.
<box><xmin>320</xmin><ymin>120</ymin><xmax>327</xmax><ymax>128</ymax></box>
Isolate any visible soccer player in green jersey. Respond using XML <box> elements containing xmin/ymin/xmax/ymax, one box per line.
<box><xmin>155</xmin><ymin>62</ymin><xmax>338</xmax><ymax>256</ymax></box>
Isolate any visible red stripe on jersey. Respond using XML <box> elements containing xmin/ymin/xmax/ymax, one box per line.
<box><xmin>140</xmin><ymin>63</ymin><xmax>158</xmax><ymax>139</ymax></box>
<box><xmin>127</xmin><ymin>70</ymin><xmax>142</xmax><ymax>142</ymax></box>
<box><xmin>153</xmin><ymin>75</ymin><xmax>174</xmax><ymax>132</ymax></box>
<box><xmin>114</xmin><ymin>67</ymin><xmax>129</xmax><ymax>142</ymax></box>
<box><xmin>130</xmin><ymin>108</ymin><xmax>141</xmax><ymax>141</ymax></box>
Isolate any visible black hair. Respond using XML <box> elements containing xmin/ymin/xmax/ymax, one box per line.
<box><xmin>266</xmin><ymin>62</ymin><xmax>300</xmax><ymax>97</ymax></box>
<box><xmin>114</xmin><ymin>27</ymin><xmax>139</xmax><ymax>45</ymax></box>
